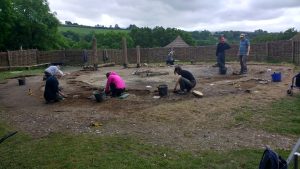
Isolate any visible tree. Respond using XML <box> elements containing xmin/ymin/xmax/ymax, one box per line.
<box><xmin>281</xmin><ymin>28</ymin><xmax>298</xmax><ymax>40</ymax></box>
<box><xmin>0</xmin><ymin>0</ymin><xmax>15</xmax><ymax>50</ymax></box>
<box><xmin>95</xmin><ymin>31</ymin><xmax>133</xmax><ymax>49</ymax></box>
<box><xmin>65</xmin><ymin>21</ymin><xmax>72</xmax><ymax>25</ymax></box>
<box><xmin>0</xmin><ymin>0</ymin><xmax>65</xmax><ymax>50</ymax></box>
<box><xmin>114</xmin><ymin>24</ymin><xmax>120</xmax><ymax>29</ymax></box>
<box><xmin>127</xmin><ymin>24</ymin><xmax>137</xmax><ymax>30</ymax></box>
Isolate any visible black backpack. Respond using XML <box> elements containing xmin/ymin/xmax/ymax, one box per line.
<box><xmin>295</xmin><ymin>73</ymin><xmax>300</xmax><ymax>87</ymax></box>
<box><xmin>259</xmin><ymin>148</ymin><xmax>288</xmax><ymax>169</ymax></box>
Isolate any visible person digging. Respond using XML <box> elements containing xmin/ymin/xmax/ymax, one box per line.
<box><xmin>43</xmin><ymin>65</ymin><xmax>64</xmax><ymax>81</ymax></box>
<box><xmin>173</xmin><ymin>66</ymin><xmax>196</xmax><ymax>94</ymax></box>
<box><xmin>104</xmin><ymin>72</ymin><xmax>126</xmax><ymax>97</ymax></box>
<box><xmin>44</xmin><ymin>74</ymin><xmax>67</xmax><ymax>103</ymax></box>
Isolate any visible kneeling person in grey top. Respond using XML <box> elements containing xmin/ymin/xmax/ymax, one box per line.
<box><xmin>173</xmin><ymin>66</ymin><xmax>196</xmax><ymax>94</ymax></box>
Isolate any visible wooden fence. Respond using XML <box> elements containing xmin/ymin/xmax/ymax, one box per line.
<box><xmin>0</xmin><ymin>40</ymin><xmax>300</xmax><ymax>70</ymax></box>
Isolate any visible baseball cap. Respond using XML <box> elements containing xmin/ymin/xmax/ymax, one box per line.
<box><xmin>240</xmin><ymin>33</ymin><xmax>245</xmax><ymax>38</ymax></box>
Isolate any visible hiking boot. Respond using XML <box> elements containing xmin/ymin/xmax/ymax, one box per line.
<box><xmin>176</xmin><ymin>89</ymin><xmax>188</xmax><ymax>95</ymax></box>
<box><xmin>212</xmin><ymin>63</ymin><xmax>219</xmax><ymax>67</ymax></box>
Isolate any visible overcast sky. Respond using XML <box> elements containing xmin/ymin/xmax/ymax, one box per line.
<box><xmin>47</xmin><ymin>0</ymin><xmax>300</xmax><ymax>32</ymax></box>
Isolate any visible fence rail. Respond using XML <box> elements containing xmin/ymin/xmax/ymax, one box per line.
<box><xmin>0</xmin><ymin>40</ymin><xmax>300</xmax><ymax>70</ymax></box>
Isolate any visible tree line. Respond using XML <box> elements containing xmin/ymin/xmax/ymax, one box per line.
<box><xmin>0</xmin><ymin>0</ymin><xmax>298</xmax><ymax>51</ymax></box>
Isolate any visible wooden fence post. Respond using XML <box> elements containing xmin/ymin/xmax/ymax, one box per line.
<box><xmin>122</xmin><ymin>37</ymin><xmax>128</xmax><ymax>68</ymax></box>
<box><xmin>136</xmin><ymin>45</ymin><xmax>141</xmax><ymax>68</ymax></box>
<box><xmin>266</xmin><ymin>42</ymin><xmax>269</xmax><ymax>57</ymax></box>
<box><xmin>36</xmin><ymin>50</ymin><xmax>40</xmax><ymax>64</ymax></box>
<box><xmin>92</xmin><ymin>37</ymin><xmax>97</xmax><ymax>65</ymax></box>
<box><xmin>7</xmin><ymin>51</ymin><xmax>12</xmax><ymax>69</ymax></box>
<box><xmin>292</xmin><ymin>41</ymin><xmax>295</xmax><ymax>64</ymax></box>
<box><xmin>62</xmin><ymin>49</ymin><xmax>66</xmax><ymax>64</ymax></box>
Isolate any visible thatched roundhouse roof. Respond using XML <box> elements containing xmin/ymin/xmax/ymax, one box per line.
<box><xmin>165</xmin><ymin>36</ymin><xmax>189</xmax><ymax>48</ymax></box>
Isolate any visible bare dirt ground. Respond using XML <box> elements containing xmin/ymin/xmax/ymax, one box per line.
<box><xmin>0</xmin><ymin>63</ymin><xmax>297</xmax><ymax>151</ymax></box>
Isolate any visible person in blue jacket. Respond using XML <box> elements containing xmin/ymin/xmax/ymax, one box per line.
<box><xmin>216</xmin><ymin>36</ymin><xmax>231</xmax><ymax>74</ymax></box>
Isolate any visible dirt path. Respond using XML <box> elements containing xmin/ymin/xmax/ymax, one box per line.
<box><xmin>0</xmin><ymin>63</ymin><xmax>297</xmax><ymax>151</ymax></box>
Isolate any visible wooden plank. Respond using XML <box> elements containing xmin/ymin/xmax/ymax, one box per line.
<box><xmin>192</xmin><ymin>90</ymin><xmax>203</xmax><ymax>98</ymax></box>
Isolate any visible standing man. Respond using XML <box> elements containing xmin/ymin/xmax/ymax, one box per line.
<box><xmin>216</xmin><ymin>36</ymin><xmax>231</xmax><ymax>74</ymax></box>
<box><xmin>237</xmin><ymin>34</ymin><xmax>250</xmax><ymax>74</ymax></box>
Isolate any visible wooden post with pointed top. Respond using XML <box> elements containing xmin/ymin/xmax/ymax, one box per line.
<box><xmin>92</xmin><ymin>37</ymin><xmax>97</xmax><ymax>65</ymax></box>
<box><xmin>136</xmin><ymin>45</ymin><xmax>141</xmax><ymax>68</ymax></box>
<box><xmin>122</xmin><ymin>37</ymin><xmax>128</xmax><ymax>68</ymax></box>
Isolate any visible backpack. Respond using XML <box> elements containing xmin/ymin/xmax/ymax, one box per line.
<box><xmin>295</xmin><ymin>73</ymin><xmax>300</xmax><ymax>87</ymax></box>
<box><xmin>259</xmin><ymin>148</ymin><xmax>288</xmax><ymax>169</ymax></box>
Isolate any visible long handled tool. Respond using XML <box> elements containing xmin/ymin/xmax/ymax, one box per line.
<box><xmin>0</xmin><ymin>131</ymin><xmax>18</xmax><ymax>144</ymax></box>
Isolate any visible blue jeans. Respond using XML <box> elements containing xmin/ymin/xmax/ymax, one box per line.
<box><xmin>217</xmin><ymin>53</ymin><xmax>225</xmax><ymax>68</ymax></box>
<box><xmin>179</xmin><ymin>77</ymin><xmax>196</xmax><ymax>92</ymax></box>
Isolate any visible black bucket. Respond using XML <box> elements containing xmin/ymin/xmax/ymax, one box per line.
<box><xmin>93</xmin><ymin>91</ymin><xmax>105</xmax><ymax>102</ymax></box>
<box><xmin>158</xmin><ymin>84</ymin><xmax>168</xmax><ymax>97</ymax></box>
<box><xmin>18</xmin><ymin>78</ymin><xmax>26</xmax><ymax>86</ymax></box>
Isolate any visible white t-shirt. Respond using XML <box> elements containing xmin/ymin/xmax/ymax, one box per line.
<box><xmin>45</xmin><ymin>66</ymin><xmax>63</xmax><ymax>76</ymax></box>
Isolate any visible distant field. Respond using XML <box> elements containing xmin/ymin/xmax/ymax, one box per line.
<box><xmin>58</xmin><ymin>26</ymin><xmax>130</xmax><ymax>35</ymax></box>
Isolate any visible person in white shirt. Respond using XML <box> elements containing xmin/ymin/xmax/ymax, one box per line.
<box><xmin>44</xmin><ymin>65</ymin><xmax>64</xmax><ymax>80</ymax></box>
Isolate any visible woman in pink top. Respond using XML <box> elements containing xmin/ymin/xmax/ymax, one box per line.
<box><xmin>105</xmin><ymin>71</ymin><xmax>126</xmax><ymax>97</ymax></box>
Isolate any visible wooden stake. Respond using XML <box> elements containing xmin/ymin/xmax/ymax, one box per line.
<box><xmin>122</xmin><ymin>37</ymin><xmax>128</xmax><ymax>68</ymax></box>
<box><xmin>136</xmin><ymin>45</ymin><xmax>141</xmax><ymax>68</ymax></box>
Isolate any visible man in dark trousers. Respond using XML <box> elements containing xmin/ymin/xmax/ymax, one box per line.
<box><xmin>44</xmin><ymin>75</ymin><xmax>66</xmax><ymax>103</ymax></box>
<box><xmin>216</xmin><ymin>36</ymin><xmax>231</xmax><ymax>74</ymax></box>
<box><xmin>237</xmin><ymin>33</ymin><xmax>250</xmax><ymax>74</ymax></box>
<box><xmin>173</xmin><ymin>66</ymin><xmax>196</xmax><ymax>94</ymax></box>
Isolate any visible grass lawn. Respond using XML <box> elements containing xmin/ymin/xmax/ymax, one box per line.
<box><xmin>233</xmin><ymin>94</ymin><xmax>300</xmax><ymax>135</ymax></box>
<box><xmin>0</xmin><ymin>122</ymin><xmax>274</xmax><ymax>169</ymax></box>
<box><xmin>2</xmin><ymin>93</ymin><xmax>299</xmax><ymax>168</ymax></box>
<box><xmin>58</xmin><ymin>26</ymin><xmax>129</xmax><ymax>35</ymax></box>
<box><xmin>0</xmin><ymin>68</ymin><xmax>43</xmax><ymax>82</ymax></box>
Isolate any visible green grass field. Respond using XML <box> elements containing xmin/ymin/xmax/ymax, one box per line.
<box><xmin>58</xmin><ymin>26</ymin><xmax>130</xmax><ymax>35</ymax></box>
<box><xmin>0</xmin><ymin>68</ymin><xmax>43</xmax><ymax>83</ymax></box>
<box><xmin>0</xmin><ymin>122</ymin><xmax>284</xmax><ymax>169</ymax></box>
<box><xmin>1</xmin><ymin>94</ymin><xmax>299</xmax><ymax>168</ymax></box>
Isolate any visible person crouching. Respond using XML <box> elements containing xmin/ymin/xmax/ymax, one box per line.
<box><xmin>44</xmin><ymin>75</ymin><xmax>66</xmax><ymax>103</ymax></box>
<box><xmin>173</xmin><ymin>66</ymin><xmax>196</xmax><ymax>94</ymax></box>
<box><xmin>105</xmin><ymin>72</ymin><xmax>126</xmax><ymax>97</ymax></box>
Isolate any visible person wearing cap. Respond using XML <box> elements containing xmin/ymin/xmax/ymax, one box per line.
<box><xmin>238</xmin><ymin>34</ymin><xmax>250</xmax><ymax>74</ymax></box>
<box><xmin>105</xmin><ymin>71</ymin><xmax>126</xmax><ymax>97</ymax></box>
<box><xmin>216</xmin><ymin>36</ymin><xmax>231</xmax><ymax>74</ymax></box>
<box><xmin>173</xmin><ymin>66</ymin><xmax>196</xmax><ymax>94</ymax></box>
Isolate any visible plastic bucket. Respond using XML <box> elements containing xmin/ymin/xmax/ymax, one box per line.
<box><xmin>271</xmin><ymin>72</ymin><xmax>281</xmax><ymax>82</ymax></box>
<box><xmin>93</xmin><ymin>91</ymin><xmax>105</xmax><ymax>102</ymax></box>
<box><xmin>158</xmin><ymin>84</ymin><xmax>168</xmax><ymax>97</ymax></box>
<box><xmin>18</xmin><ymin>78</ymin><xmax>26</xmax><ymax>85</ymax></box>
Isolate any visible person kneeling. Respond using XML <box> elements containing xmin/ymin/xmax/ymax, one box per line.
<box><xmin>173</xmin><ymin>66</ymin><xmax>196</xmax><ymax>94</ymax></box>
<box><xmin>105</xmin><ymin>72</ymin><xmax>126</xmax><ymax>97</ymax></box>
<box><xmin>44</xmin><ymin>75</ymin><xmax>66</xmax><ymax>103</ymax></box>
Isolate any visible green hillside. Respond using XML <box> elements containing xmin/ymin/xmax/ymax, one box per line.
<box><xmin>58</xmin><ymin>26</ymin><xmax>129</xmax><ymax>35</ymax></box>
